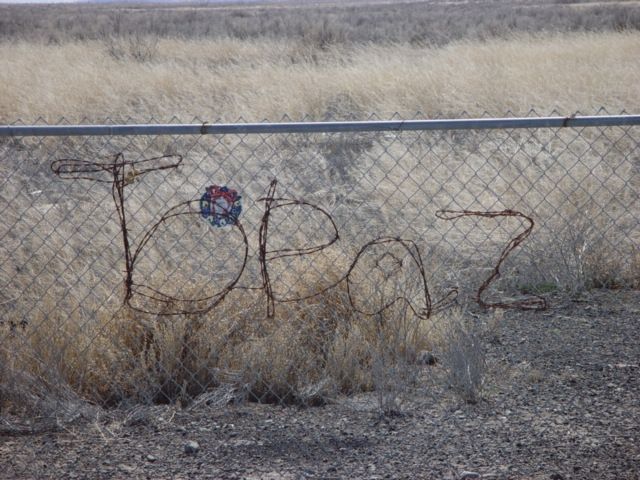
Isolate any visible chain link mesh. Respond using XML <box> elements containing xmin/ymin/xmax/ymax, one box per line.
<box><xmin>1</xmin><ymin>111</ymin><xmax>638</xmax><ymax>425</ymax></box>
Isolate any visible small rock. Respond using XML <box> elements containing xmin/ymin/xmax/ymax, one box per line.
<box><xmin>460</xmin><ymin>472</ymin><xmax>480</xmax><ymax>479</ymax></box>
<box><xmin>146</xmin><ymin>454</ymin><xmax>156</xmax><ymax>462</ymax></box>
<box><xmin>549</xmin><ymin>474</ymin><xmax>565</xmax><ymax>480</ymax></box>
<box><xmin>118</xmin><ymin>464</ymin><xmax>135</xmax><ymax>474</ymax></box>
<box><xmin>184</xmin><ymin>441</ymin><xmax>200</xmax><ymax>455</ymax></box>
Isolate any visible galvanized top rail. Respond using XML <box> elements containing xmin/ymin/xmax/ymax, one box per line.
<box><xmin>2</xmin><ymin>115</ymin><xmax>640</xmax><ymax>137</ymax></box>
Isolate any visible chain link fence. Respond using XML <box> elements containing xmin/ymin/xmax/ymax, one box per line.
<box><xmin>1</xmin><ymin>112</ymin><xmax>638</xmax><ymax>427</ymax></box>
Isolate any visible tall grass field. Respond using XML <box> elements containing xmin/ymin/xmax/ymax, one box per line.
<box><xmin>1</xmin><ymin>32</ymin><xmax>639</xmax><ymax>122</ymax></box>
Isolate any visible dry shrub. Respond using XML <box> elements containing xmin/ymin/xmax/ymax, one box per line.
<box><xmin>521</xmin><ymin>186</ymin><xmax>639</xmax><ymax>293</ymax></box>
<box><xmin>1</xmin><ymin>260</ymin><xmax>447</xmax><ymax>414</ymax></box>
<box><xmin>440</xmin><ymin>312</ymin><xmax>486</xmax><ymax>404</ymax></box>
<box><xmin>0</xmin><ymin>301</ymin><xmax>106</xmax><ymax>422</ymax></box>
<box><xmin>229</xmin><ymin>268</ymin><xmax>372</xmax><ymax>405</ymax></box>
<box><xmin>559</xmin><ymin>207</ymin><xmax>637</xmax><ymax>291</ymax></box>
<box><xmin>104</xmin><ymin>34</ymin><xmax>159</xmax><ymax>63</ymax></box>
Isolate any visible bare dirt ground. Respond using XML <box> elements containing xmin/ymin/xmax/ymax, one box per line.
<box><xmin>1</xmin><ymin>290</ymin><xmax>639</xmax><ymax>479</ymax></box>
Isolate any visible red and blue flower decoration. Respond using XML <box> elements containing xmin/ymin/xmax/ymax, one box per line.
<box><xmin>200</xmin><ymin>185</ymin><xmax>242</xmax><ymax>227</ymax></box>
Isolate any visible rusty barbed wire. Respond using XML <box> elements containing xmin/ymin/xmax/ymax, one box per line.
<box><xmin>51</xmin><ymin>155</ymin><xmax>546</xmax><ymax>321</ymax></box>
<box><xmin>51</xmin><ymin>153</ymin><xmax>186</xmax><ymax>310</ymax></box>
<box><xmin>435</xmin><ymin>209</ymin><xmax>547</xmax><ymax>311</ymax></box>
<box><xmin>243</xmin><ymin>179</ymin><xmax>459</xmax><ymax>319</ymax></box>
<box><xmin>256</xmin><ymin>179</ymin><xmax>341</xmax><ymax>317</ymax></box>
<box><xmin>52</xmin><ymin>153</ymin><xmax>251</xmax><ymax>316</ymax></box>
<box><xmin>127</xmin><ymin>200</ymin><xmax>249</xmax><ymax>315</ymax></box>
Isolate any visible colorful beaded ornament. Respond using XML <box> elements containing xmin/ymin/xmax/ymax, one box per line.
<box><xmin>200</xmin><ymin>185</ymin><xmax>242</xmax><ymax>227</ymax></box>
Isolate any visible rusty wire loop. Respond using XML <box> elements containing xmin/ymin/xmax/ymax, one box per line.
<box><xmin>51</xmin><ymin>154</ymin><xmax>546</xmax><ymax>320</ymax></box>
<box><xmin>256</xmin><ymin>179</ymin><xmax>340</xmax><ymax>317</ymax></box>
<box><xmin>127</xmin><ymin>201</ymin><xmax>249</xmax><ymax>315</ymax></box>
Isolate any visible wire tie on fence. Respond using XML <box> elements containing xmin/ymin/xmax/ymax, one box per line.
<box><xmin>562</xmin><ymin>113</ymin><xmax>577</xmax><ymax>128</ymax></box>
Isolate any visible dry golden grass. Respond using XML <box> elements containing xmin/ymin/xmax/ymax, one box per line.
<box><xmin>0</xmin><ymin>273</ymin><xmax>447</xmax><ymax>413</ymax></box>
<box><xmin>1</xmin><ymin>31</ymin><xmax>639</xmax><ymax>122</ymax></box>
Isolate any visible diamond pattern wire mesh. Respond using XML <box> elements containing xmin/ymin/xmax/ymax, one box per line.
<box><xmin>0</xmin><ymin>112</ymin><xmax>638</xmax><ymax>421</ymax></box>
